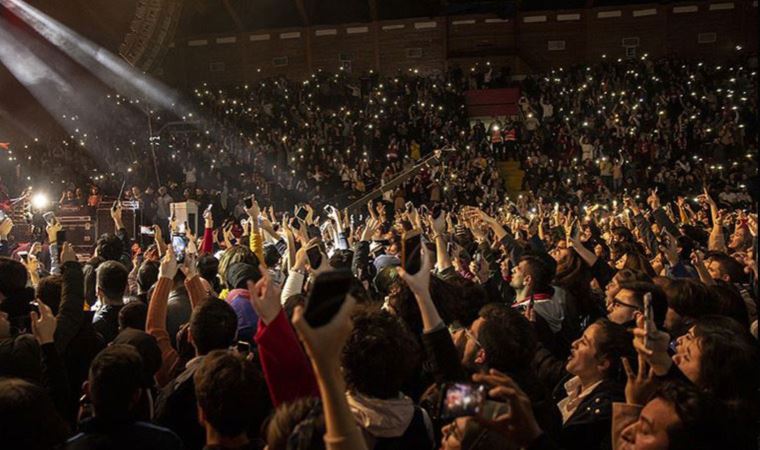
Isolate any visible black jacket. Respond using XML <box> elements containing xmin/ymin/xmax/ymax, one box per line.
<box><xmin>551</xmin><ymin>377</ymin><xmax>625</xmax><ymax>450</ymax></box>
<box><xmin>65</xmin><ymin>417</ymin><xmax>184</xmax><ymax>450</ymax></box>
<box><xmin>92</xmin><ymin>304</ymin><xmax>124</xmax><ymax>344</ymax></box>
<box><xmin>57</xmin><ymin>262</ymin><xmax>106</xmax><ymax>420</ymax></box>
<box><xmin>155</xmin><ymin>357</ymin><xmax>205</xmax><ymax>450</ymax></box>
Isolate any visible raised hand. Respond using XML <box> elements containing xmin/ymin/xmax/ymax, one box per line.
<box><xmin>360</xmin><ymin>217</ymin><xmax>380</xmax><ymax>242</ymax></box>
<box><xmin>646</xmin><ymin>188</ymin><xmax>661</xmax><ymax>210</ymax></box>
<box><xmin>245</xmin><ymin>196</ymin><xmax>260</xmax><ymax>219</ymax></box>
<box><xmin>247</xmin><ymin>266</ymin><xmax>281</xmax><ymax>325</ymax></box>
<box><xmin>21</xmin><ymin>253</ymin><xmax>40</xmax><ymax>275</ymax></box>
<box><xmin>159</xmin><ymin>246</ymin><xmax>178</xmax><ymax>280</ymax></box>
<box><xmin>660</xmin><ymin>230</ymin><xmax>679</xmax><ymax>266</ymax></box>
<box><xmin>622</xmin><ymin>354</ymin><xmax>657</xmax><ymax>405</ymax></box>
<box><xmin>292</xmin><ymin>241</ymin><xmax>311</xmax><ymax>272</ymax></box>
<box><xmin>471</xmin><ymin>369</ymin><xmax>543</xmax><ymax>446</ymax></box>
<box><xmin>153</xmin><ymin>224</ymin><xmax>164</xmax><ymax>243</ymax></box>
<box><xmin>60</xmin><ymin>242</ymin><xmax>78</xmax><ymax>264</ymax></box>
<box><xmin>292</xmin><ymin>293</ymin><xmax>357</xmax><ymax>366</ymax></box>
<box><xmin>181</xmin><ymin>247</ymin><xmax>198</xmax><ymax>279</ymax></box>
<box><xmin>203</xmin><ymin>208</ymin><xmax>213</xmax><ymax>228</ymax></box>
<box><xmin>631</xmin><ymin>312</ymin><xmax>672</xmax><ymax>376</ymax></box>
<box><xmin>30</xmin><ymin>300</ymin><xmax>57</xmax><ymax>345</ymax></box>
<box><xmin>46</xmin><ymin>219</ymin><xmax>62</xmax><ymax>244</ymax></box>
<box><xmin>397</xmin><ymin>246</ymin><xmax>433</xmax><ymax>299</ymax></box>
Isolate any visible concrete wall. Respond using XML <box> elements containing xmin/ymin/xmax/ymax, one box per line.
<box><xmin>162</xmin><ymin>0</ymin><xmax>758</xmax><ymax>87</ymax></box>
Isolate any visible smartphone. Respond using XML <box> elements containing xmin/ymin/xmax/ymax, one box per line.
<box><xmin>204</xmin><ymin>203</ymin><xmax>213</xmax><ymax>215</ymax></box>
<box><xmin>304</xmin><ymin>270</ymin><xmax>353</xmax><ymax>327</ymax></box>
<box><xmin>289</xmin><ymin>217</ymin><xmax>302</xmax><ymax>230</ymax></box>
<box><xmin>140</xmin><ymin>225</ymin><xmax>155</xmax><ymax>236</ymax></box>
<box><xmin>18</xmin><ymin>251</ymin><xmax>29</xmax><ymax>262</ymax></box>
<box><xmin>432</xmin><ymin>205</ymin><xmax>442</xmax><ymax>220</ymax></box>
<box><xmin>0</xmin><ymin>210</ymin><xmax>6</xmax><ymax>222</ymax></box>
<box><xmin>43</xmin><ymin>211</ymin><xmax>56</xmax><ymax>226</ymax></box>
<box><xmin>236</xmin><ymin>340</ymin><xmax>251</xmax><ymax>356</ymax></box>
<box><xmin>56</xmin><ymin>230</ymin><xmax>67</xmax><ymax>244</ymax></box>
<box><xmin>643</xmin><ymin>292</ymin><xmax>653</xmax><ymax>347</ymax></box>
<box><xmin>405</xmin><ymin>201</ymin><xmax>414</xmax><ymax>212</ymax></box>
<box><xmin>172</xmin><ymin>235</ymin><xmax>187</xmax><ymax>261</ymax></box>
<box><xmin>401</xmin><ymin>231</ymin><xmax>422</xmax><ymax>275</ymax></box>
<box><xmin>306</xmin><ymin>244</ymin><xmax>323</xmax><ymax>269</ymax></box>
<box><xmin>29</xmin><ymin>301</ymin><xmax>40</xmax><ymax>315</ymax></box>
<box><xmin>296</xmin><ymin>206</ymin><xmax>308</xmax><ymax>221</ymax></box>
<box><xmin>438</xmin><ymin>382</ymin><xmax>487</xmax><ymax>420</ymax></box>
<box><xmin>244</xmin><ymin>196</ymin><xmax>254</xmax><ymax>209</ymax></box>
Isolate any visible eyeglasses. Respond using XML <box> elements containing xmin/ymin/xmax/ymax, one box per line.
<box><xmin>463</xmin><ymin>327</ymin><xmax>483</xmax><ymax>348</ymax></box>
<box><xmin>610</xmin><ymin>298</ymin><xmax>641</xmax><ymax>311</ymax></box>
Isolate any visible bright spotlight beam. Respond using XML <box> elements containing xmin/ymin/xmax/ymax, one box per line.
<box><xmin>0</xmin><ymin>0</ymin><xmax>193</xmax><ymax>116</ymax></box>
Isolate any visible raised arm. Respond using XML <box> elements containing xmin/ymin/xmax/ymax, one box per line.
<box><xmin>398</xmin><ymin>248</ymin><xmax>467</xmax><ymax>382</ymax></box>
<box><xmin>428</xmin><ymin>213</ymin><xmax>452</xmax><ymax>272</ymax></box>
<box><xmin>146</xmin><ymin>247</ymin><xmax>181</xmax><ymax>387</ymax></box>
<box><xmin>251</xmin><ymin>268</ymin><xmax>319</xmax><ymax>406</ymax></box>
<box><xmin>245</xmin><ymin>197</ymin><xmax>266</xmax><ymax>265</ymax></box>
<box><xmin>292</xmin><ymin>296</ymin><xmax>367</xmax><ymax>450</ymax></box>
<box><xmin>54</xmin><ymin>243</ymin><xmax>85</xmax><ymax>355</ymax></box>
<box><xmin>703</xmin><ymin>189</ymin><xmax>727</xmax><ymax>252</ymax></box>
<box><xmin>200</xmin><ymin>209</ymin><xmax>214</xmax><ymax>254</ymax></box>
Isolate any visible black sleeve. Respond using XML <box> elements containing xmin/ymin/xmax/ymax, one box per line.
<box><xmin>531</xmin><ymin>341</ymin><xmax>568</xmax><ymax>392</ymax></box>
<box><xmin>527</xmin><ymin>432</ymin><xmax>565</xmax><ymax>450</ymax></box>
<box><xmin>421</xmin><ymin>325</ymin><xmax>468</xmax><ymax>383</ymax></box>
<box><xmin>39</xmin><ymin>342</ymin><xmax>72</xmax><ymax>419</ymax></box>
<box><xmin>652</xmin><ymin>208</ymin><xmax>681</xmax><ymax>237</ymax></box>
<box><xmin>352</xmin><ymin>241</ymin><xmax>370</xmax><ymax>281</ymax></box>
<box><xmin>590</xmin><ymin>258</ymin><xmax>616</xmax><ymax>291</ymax></box>
<box><xmin>633</xmin><ymin>213</ymin><xmax>658</xmax><ymax>256</ymax></box>
<box><xmin>55</xmin><ymin>261</ymin><xmax>85</xmax><ymax>355</ymax></box>
<box><xmin>83</xmin><ymin>263</ymin><xmax>97</xmax><ymax>307</ymax></box>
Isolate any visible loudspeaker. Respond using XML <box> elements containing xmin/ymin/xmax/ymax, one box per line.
<box><xmin>96</xmin><ymin>206</ymin><xmax>141</xmax><ymax>240</ymax></box>
<box><xmin>58</xmin><ymin>216</ymin><xmax>96</xmax><ymax>252</ymax></box>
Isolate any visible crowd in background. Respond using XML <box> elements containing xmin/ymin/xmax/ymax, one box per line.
<box><xmin>0</xmin><ymin>54</ymin><xmax>757</xmax><ymax>450</ymax></box>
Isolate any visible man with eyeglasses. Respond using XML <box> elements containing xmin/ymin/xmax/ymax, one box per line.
<box><xmin>606</xmin><ymin>281</ymin><xmax>667</xmax><ymax>329</ymax></box>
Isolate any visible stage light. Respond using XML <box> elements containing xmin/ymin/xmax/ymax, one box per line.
<box><xmin>31</xmin><ymin>192</ymin><xmax>49</xmax><ymax>210</ymax></box>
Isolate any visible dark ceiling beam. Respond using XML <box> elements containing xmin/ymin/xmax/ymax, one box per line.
<box><xmin>293</xmin><ymin>0</ymin><xmax>310</xmax><ymax>26</ymax></box>
<box><xmin>368</xmin><ymin>0</ymin><xmax>378</xmax><ymax>22</ymax></box>
<box><xmin>221</xmin><ymin>0</ymin><xmax>245</xmax><ymax>32</ymax></box>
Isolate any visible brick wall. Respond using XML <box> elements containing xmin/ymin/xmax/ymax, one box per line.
<box><xmin>163</xmin><ymin>0</ymin><xmax>758</xmax><ymax>88</ymax></box>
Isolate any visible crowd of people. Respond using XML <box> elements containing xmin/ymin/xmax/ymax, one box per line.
<box><xmin>0</xmin><ymin>53</ymin><xmax>758</xmax><ymax>450</ymax></box>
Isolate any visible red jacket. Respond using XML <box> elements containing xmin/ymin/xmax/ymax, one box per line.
<box><xmin>254</xmin><ymin>310</ymin><xmax>319</xmax><ymax>406</ymax></box>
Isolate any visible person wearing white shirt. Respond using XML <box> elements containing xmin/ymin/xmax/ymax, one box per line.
<box><xmin>552</xmin><ymin>319</ymin><xmax>635</xmax><ymax>450</ymax></box>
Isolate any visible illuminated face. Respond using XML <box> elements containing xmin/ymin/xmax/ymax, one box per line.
<box><xmin>620</xmin><ymin>398</ymin><xmax>680</xmax><ymax>450</ymax></box>
<box><xmin>457</xmin><ymin>318</ymin><xmax>485</xmax><ymax>372</ymax></box>
<box><xmin>499</xmin><ymin>259</ymin><xmax>510</xmax><ymax>280</ymax></box>
<box><xmin>729</xmin><ymin>228</ymin><xmax>748</xmax><ymax>250</ymax></box>
<box><xmin>672</xmin><ymin>326</ymin><xmax>702</xmax><ymax>385</ymax></box>
<box><xmin>705</xmin><ymin>259</ymin><xmax>727</xmax><ymax>282</ymax></box>
<box><xmin>565</xmin><ymin>323</ymin><xmax>605</xmax><ymax>378</ymax></box>
<box><xmin>615</xmin><ymin>253</ymin><xmax>628</xmax><ymax>270</ymax></box>
<box><xmin>509</xmin><ymin>261</ymin><xmax>528</xmax><ymax>290</ymax></box>
<box><xmin>550</xmin><ymin>243</ymin><xmax>570</xmax><ymax>263</ymax></box>
<box><xmin>607</xmin><ymin>288</ymin><xmax>641</xmax><ymax>325</ymax></box>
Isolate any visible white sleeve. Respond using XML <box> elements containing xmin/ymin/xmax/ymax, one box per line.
<box><xmin>281</xmin><ymin>270</ymin><xmax>306</xmax><ymax>304</ymax></box>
